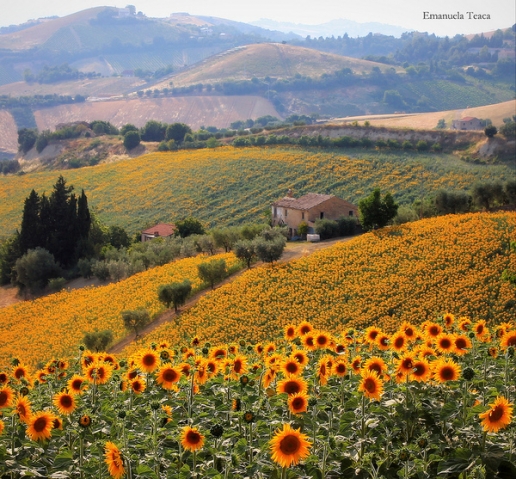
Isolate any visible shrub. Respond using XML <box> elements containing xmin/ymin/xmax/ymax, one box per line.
<box><xmin>416</xmin><ymin>140</ymin><xmax>429</xmax><ymax>151</ymax></box>
<box><xmin>198</xmin><ymin>259</ymin><xmax>227</xmax><ymax>289</ymax></box>
<box><xmin>123</xmin><ymin>131</ymin><xmax>141</xmax><ymax>150</ymax></box>
<box><xmin>48</xmin><ymin>277</ymin><xmax>67</xmax><ymax>292</ymax></box>
<box><xmin>158</xmin><ymin>280</ymin><xmax>192</xmax><ymax>312</ymax></box>
<box><xmin>121</xmin><ymin>308</ymin><xmax>150</xmax><ymax>337</ymax></box>
<box><xmin>14</xmin><ymin>248</ymin><xmax>61</xmax><ymax>293</ymax></box>
<box><xmin>83</xmin><ymin>329</ymin><xmax>114</xmax><ymax>352</ymax></box>
<box><xmin>315</xmin><ymin>218</ymin><xmax>339</xmax><ymax>240</ymax></box>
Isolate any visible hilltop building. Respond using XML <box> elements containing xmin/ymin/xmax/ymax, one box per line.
<box><xmin>271</xmin><ymin>190</ymin><xmax>358</xmax><ymax>238</ymax></box>
<box><xmin>452</xmin><ymin>117</ymin><xmax>483</xmax><ymax>130</ymax></box>
<box><xmin>141</xmin><ymin>223</ymin><xmax>175</xmax><ymax>242</ymax></box>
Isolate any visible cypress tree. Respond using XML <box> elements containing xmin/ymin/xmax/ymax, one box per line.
<box><xmin>19</xmin><ymin>190</ymin><xmax>41</xmax><ymax>255</ymax></box>
<box><xmin>77</xmin><ymin>189</ymin><xmax>91</xmax><ymax>239</ymax></box>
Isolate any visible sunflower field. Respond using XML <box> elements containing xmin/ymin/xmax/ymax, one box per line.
<box><xmin>0</xmin><ymin>252</ymin><xmax>241</xmax><ymax>370</ymax></box>
<box><xmin>123</xmin><ymin>211</ymin><xmax>516</xmax><ymax>355</ymax></box>
<box><xmin>0</xmin><ymin>146</ymin><xmax>514</xmax><ymax>238</ymax></box>
<box><xmin>0</xmin><ymin>315</ymin><xmax>514</xmax><ymax>478</ymax></box>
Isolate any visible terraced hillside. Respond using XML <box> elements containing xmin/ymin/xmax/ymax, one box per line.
<box><xmin>0</xmin><ymin>146</ymin><xmax>514</xmax><ymax>238</ymax></box>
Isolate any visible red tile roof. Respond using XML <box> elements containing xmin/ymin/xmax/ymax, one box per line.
<box><xmin>460</xmin><ymin>117</ymin><xmax>478</xmax><ymax>121</ymax></box>
<box><xmin>141</xmin><ymin>223</ymin><xmax>175</xmax><ymax>237</ymax></box>
<box><xmin>273</xmin><ymin>193</ymin><xmax>352</xmax><ymax>210</ymax></box>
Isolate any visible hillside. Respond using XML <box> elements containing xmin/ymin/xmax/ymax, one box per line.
<box><xmin>0</xmin><ymin>146</ymin><xmax>514</xmax><ymax>239</ymax></box>
<box><xmin>32</xmin><ymin>95</ymin><xmax>279</xmax><ymax>131</ymax></box>
<box><xmin>123</xmin><ymin>211</ymin><xmax>516</xmax><ymax>354</ymax></box>
<box><xmin>331</xmin><ymin>100</ymin><xmax>516</xmax><ymax>129</ymax></box>
<box><xmin>152</xmin><ymin>43</ymin><xmax>405</xmax><ymax>89</ymax></box>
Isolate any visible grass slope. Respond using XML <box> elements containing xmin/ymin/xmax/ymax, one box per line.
<box><xmin>0</xmin><ymin>146</ymin><xmax>514</xmax><ymax>238</ymax></box>
<box><xmin>123</xmin><ymin>211</ymin><xmax>516</xmax><ymax>356</ymax></box>
<box><xmin>153</xmin><ymin>43</ymin><xmax>405</xmax><ymax>89</ymax></box>
<box><xmin>340</xmin><ymin>100</ymin><xmax>516</xmax><ymax>129</ymax></box>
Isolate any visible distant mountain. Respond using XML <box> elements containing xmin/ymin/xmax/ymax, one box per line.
<box><xmin>250</xmin><ymin>18</ymin><xmax>410</xmax><ymax>38</ymax></box>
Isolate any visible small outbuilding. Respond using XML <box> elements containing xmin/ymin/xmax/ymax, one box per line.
<box><xmin>141</xmin><ymin>223</ymin><xmax>176</xmax><ymax>242</ymax></box>
<box><xmin>271</xmin><ymin>190</ymin><xmax>358</xmax><ymax>238</ymax></box>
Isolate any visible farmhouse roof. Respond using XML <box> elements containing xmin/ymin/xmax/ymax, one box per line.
<box><xmin>141</xmin><ymin>223</ymin><xmax>175</xmax><ymax>236</ymax></box>
<box><xmin>460</xmin><ymin>116</ymin><xmax>478</xmax><ymax>121</ymax></box>
<box><xmin>273</xmin><ymin>193</ymin><xmax>340</xmax><ymax>210</ymax></box>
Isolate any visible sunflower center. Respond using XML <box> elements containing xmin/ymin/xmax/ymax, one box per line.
<box><xmin>489</xmin><ymin>405</ymin><xmax>504</xmax><ymax>422</ymax></box>
<box><xmin>234</xmin><ymin>361</ymin><xmax>243</xmax><ymax>373</ymax></box>
<box><xmin>455</xmin><ymin>338</ymin><xmax>467</xmax><ymax>349</ymax></box>
<box><xmin>284</xmin><ymin>381</ymin><xmax>301</xmax><ymax>394</ymax></box>
<box><xmin>394</xmin><ymin>338</ymin><xmax>404</xmax><ymax>348</ymax></box>
<box><xmin>60</xmin><ymin>395</ymin><xmax>73</xmax><ymax>408</ymax></box>
<box><xmin>440</xmin><ymin>339</ymin><xmax>452</xmax><ymax>349</ymax></box>
<box><xmin>364</xmin><ymin>378</ymin><xmax>377</xmax><ymax>393</ymax></box>
<box><xmin>413</xmin><ymin>364</ymin><xmax>426</xmax><ymax>376</ymax></box>
<box><xmin>72</xmin><ymin>380</ymin><xmax>83</xmax><ymax>389</ymax></box>
<box><xmin>34</xmin><ymin>417</ymin><xmax>48</xmax><ymax>432</ymax></box>
<box><xmin>186</xmin><ymin>430</ymin><xmax>201</xmax><ymax>444</ymax></box>
<box><xmin>0</xmin><ymin>391</ymin><xmax>8</xmax><ymax>406</ymax></box>
<box><xmin>163</xmin><ymin>369</ymin><xmax>178</xmax><ymax>382</ymax></box>
<box><xmin>279</xmin><ymin>434</ymin><xmax>301</xmax><ymax>455</ymax></box>
<box><xmin>142</xmin><ymin>355</ymin><xmax>156</xmax><ymax>366</ymax></box>
<box><xmin>369</xmin><ymin>364</ymin><xmax>382</xmax><ymax>374</ymax></box>
<box><xmin>292</xmin><ymin>397</ymin><xmax>305</xmax><ymax>409</ymax></box>
<box><xmin>440</xmin><ymin>366</ymin><xmax>455</xmax><ymax>380</ymax></box>
<box><xmin>286</xmin><ymin>362</ymin><xmax>298</xmax><ymax>373</ymax></box>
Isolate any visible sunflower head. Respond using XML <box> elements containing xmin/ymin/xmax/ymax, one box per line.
<box><xmin>270</xmin><ymin>423</ymin><xmax>312</xmax><ymax>468</ymax></box>
<box><xmin>479</xmin><ymin>396</ymin><xmax>513</xmax><ymax>433</ymax></box>
<box><xmin>180</xmin><ymin>426</ymin><xmax>205</xmax><ymax>452</ymax></box>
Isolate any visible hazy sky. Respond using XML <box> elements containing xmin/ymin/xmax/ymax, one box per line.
<box><xmin>2</xmin><ymin>0</ymin><xmax>515</xmax><ymax>37</ymax></box>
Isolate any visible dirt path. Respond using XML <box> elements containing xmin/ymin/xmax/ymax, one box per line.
<box><xmin>108</xmin><ymin>236</ymin><xmax>352</xmax><ymax>354</ymax></box>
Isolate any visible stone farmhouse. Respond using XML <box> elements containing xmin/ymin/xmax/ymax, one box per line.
<box><xmin>452</xmin><ymin>117</ymin><xmax>483</xmax><ymax>130</ymax></box>
<box><xmin>271</xmin><ymin>191</ymin><xmax>358</xmax><ymax>238</ymax></box>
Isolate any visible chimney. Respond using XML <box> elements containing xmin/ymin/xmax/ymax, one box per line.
<box><xmin>287</xmin><ymin>188</ymin><xmax>293</xmax><ymax>198</ymax></box>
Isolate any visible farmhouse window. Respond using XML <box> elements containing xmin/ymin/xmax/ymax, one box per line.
<box><xmin>320</xmin><ymin>212</ymin><xmax>324</xmax><ymax>219</ymax></box>
<box><xmin>302</xmin><ymin>212</ymin><xmax>305</xmax><ymax>220</ymax></box>
<box><xmin>349</xmin><ymin>211</ymin><xmax>354</xmax><ymax>216</ymax></box>
<box><xmin>284</xmin><ymin>209</ymin><xmax>288</xmax><ymax>217</ymax></box>
<box><xmin>273</xmin><ymin>207</ymin><xmax>277</xmax><ymax>218</ymax></box>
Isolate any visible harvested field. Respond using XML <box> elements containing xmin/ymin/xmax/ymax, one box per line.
<box><xmin>33</xmin><ymin>95</ymin><xmax>280</xmax><ymax>131</ymax></box>
<box><xmin>0</xmin><ymin>111</ymin><xmax>18</xmax><ymax>154</ymax></box>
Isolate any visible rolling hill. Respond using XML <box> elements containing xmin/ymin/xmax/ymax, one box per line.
<box><xmin>153</xmin><ymin>43</ymin><xmax>405</xmax><ymax>89</ymax></box>
<box><xmin>0</xmin><ymin>146</ymin><xmax>514</xmax><ymax>239</ymax></box>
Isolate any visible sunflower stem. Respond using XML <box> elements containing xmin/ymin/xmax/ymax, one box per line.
<box><xmin>481</xmin><ymin>430</ymin><xmax>487</xmax><ymax>452</ymax></box>
<box><xmin>79</xmin><ymin>435</ymin><xmax>84</xmax><ymax>479</ymax></box>
<box><xmin>360</xmin><ymin>394</ymin><xmax>366</xmax><ymax>459</ymax></box>
<box><xmin>193</xmin><ymin>450</ymin><xmax>197</xmax><ymax>478</ymax></box>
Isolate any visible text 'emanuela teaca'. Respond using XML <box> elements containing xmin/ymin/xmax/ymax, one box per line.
<box><xmin>423</xmin><ymin>12</ymin><xmax>491</xmax><ymax>20</ymax></box>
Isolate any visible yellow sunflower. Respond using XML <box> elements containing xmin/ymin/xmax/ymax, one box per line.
<box><xmin>270</xmin><ymin>423</ymin><xmax>311</xmax><ymax>468</ymax></box>
<box><xmin>284</xmin><ymin>324</ymin><xmax>297</xmax><ymax>341</ymax></box>
<box><xmin>138</xmin><ymin>350</ymin><xmax>160</xmax><ymax>373</ymax></box>
<box><xmin>156</xmin><ymin>365</ymin><xmax>181</xmax><ymax>390</ymax></box>
<box><xmin>442</xmin><ymin>313</ymin><xmax>455</xmax><ymax>329</ymax></box>
<box><xmin>277</xmin><ymin>377</ymin><xmax>308</xmax><ymax>396</ymax></box>
<box><xmin>500</xmin><ymin>330</ymin><xmax>516</xmax><ymax>349</ymax></box>
<box><xmin>410</xmin><ymin>359</ymin><xmax>432</xmax><ymax>382</ymax></box>
<box><xmin>85</xmin><ymin>362</ymin><xmax>112</xmax><ymax>385</ymax></box>
<box><xmin>363</xmin><ymin>356</ymin><xmax>388</xmax><ymax>377</ymax></box>
<box><xmin>130</xmin><ymin>378</ymin><xmax>146</xmax><ymax>394</ymax></box>
<box><xmin>332</xmin><ymin>358</ymin><xmax>348</xmax><ymax>378</ymax></box>
<box><xmin>53</xmin><ymin>391</ymin><xmax>76</xmax><ymax>415</ymax></box>
<box><xmin>0</xmin><ymin>419</ymin><xmax>4</xmax><ymax>435</ymax></box>
<box><xmin>435</xmin><ymin>333</ymin><xmax>455</xmax><ymax>355</ymax></box>
<box><xmin>180</xmin><ymin>426</ymin><xmax>204</xmax><ymax>452</ymax></box>
<box><xmin>0</xmin><ymin>386</ymin><xmax>15</xmax><ymax>409</ymax></box>
<box><xmin>27</xmin><ymin>411</ymin><xmax>54</xmax><ymax>442</ymax></box>
<box><xmin>358</xmin><ymin>371</ymin><xmax>384</xmax><ymax>401</ymax></box>
<box><xmin>15</xmin><ymin>395</ymin><xmax>32</xmax><ymax>423</ymax></box>
<box><xmin>479</xmin><ymin>396</ymin><xmax>513</xmax><ymax>433</ymax></box>
<box><xmin>432</xmin><ymin>358</ymin><xmax>461</xmax><ymax>383</ymax></box>
<box><xmin>281</xmin><ymin>358</ymin><xmax>303</xmax><ymax>377</ymax></box>
<box><xmin>296</xmin><ymin>321</ymin><xmax>313</xmax><ymax>337</ymax></box>
<box><xmin>68</xmin><ymin>375</ymin><xmax>88</xmax><ymax>395</ymax></box>
<box><xmin>453</xmin><ymin>335</ymin><xmax>472</xmax><ymax>356</ymax></box>
<box><xmin>104</xmin><ymin>441</ymin><xmax>125</xmax><ymax>479</ymax></box>
<box><xmin>290</xmin><ymin>350</ymin><xmax>309</xmax><ymax>367</ymax></box>
<box><xmin>390</xmin><ymin>331</ymin><xmax>407</xmax><ymax>352</ymax></box>
<box><xmin>287</xmin><ymin>392</ymin><xmax>309</xmax><ymax>415</ymax></box>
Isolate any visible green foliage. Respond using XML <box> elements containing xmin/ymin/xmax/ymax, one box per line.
<box><xmin>211</xmin><ymin>227</ymin><xmax>241</xmax><ymax>252</ymax></box>
<box><xmin>234</xmin><ymin>240</ymin><xmax>256</xmax><ymax>268</ymax></box>
<box><xmin>358</xmin><ymin>188</ymin><xmax>399</xmax><ymax>231</ymax></box>
<box><xmin>197</xmin><ymin>258</ymin><xmax>227</xmax><ymax>289</ymax></box>
<box><xmin>123</xmin><ymin>130</ymin><xmax>141</xmax><ymax>150</ymax></box>
<box><xmin>120</xmin><ymin>124</ymin><xmax>139</xmax><ymax>136</ymax></box>
<box><xmin>315</xmin><ymin>218</ymin><xmax>339</xmax><ymax>240</ymax></box>
<box><xmin>484</xmin><ymin>125</ymin><xmax>497</xmax><ymax>138</ymax></box>
<box><xmin>253</xmin><ymin>228</ymin><xmax>287</xmax><ymax>264</ymax></box>
<box><xmin>158</xmin><ymin>279</ymin><xmax>192</xmax><ymax>312</ymax></box>
<box><xmin>14</xmin><ymin>247</ymin><xmax>61</xmax><ymax>293</ymax></box>
<box><xmin>434</xmin><ymin>190</ymin><xmax>471</xmax><ymax>215</ymax></box>
<box><xmin>82</xmin><ymin>329</ymin><xmax>114</xmax><ymax>352</ymax></box>
<box><xmin>141</xmin><ymin>120</ymin><xmax>166</xmax><ymax>142</ymax></box>
<box><xmin>121</xmin><ymin>308</ymin><xmax>150</xmax><ymax>337</ymax></box>
<box><xmin>297</xmin><ymin>220</ymin><xmax>308</xmax><ymax>238</ymax></box>
<box><xmin>0</xmin><ymin>235</ymin><xmax>20</xmax><ymax>285</ymax></box>
<box><xmin>17</xmin><ymin>128</ymin><xmax>37</xmax><ymax>153</ymax></box>
<box><xmin>165</xmin><ymin>123</ymin><xmax>192</xmax><ymax>143</ymax></box>
<box><xmin>499</xmin><ymin>121</ymin><xmax>516</xmax><ymax>139</ymax></box>
<box><xmin>175</xmin><ymin>217</ymin><xmax>206</xmax><ymax>238</ymax></box>
<box><xmin>436</xmin><ymin>119</ymin><xmax>446</xmax><ymax>129</ymax></box>
<box><xmin>48</xmin><ymin>277</ymin><xmax>67</xmax><ymax>292</ymax></box>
